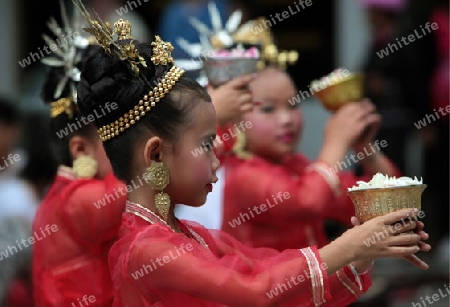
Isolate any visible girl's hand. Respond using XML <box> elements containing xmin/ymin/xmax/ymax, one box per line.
<box><xmin>349</xmin><ymin>215</ymin><xmax>431</xmax><ymax>271</ymax></box>
<box><xmin>208</xmin><ymin>74</ymin><xmax>255</xmax><ymax>127</ymax></box>
<box><xmin>319</xmin><ymin>100</ymin><xmax>379</xmax><ymax>166</ymax></box>
<box><xmin>352</xmin><ymin>99</ymin><xmax>381</xmax><ymax>152</ymax></box>
<box><xmin>338</xmin><ymin>209</ymin><xmax>423</xmax><ymax>262</ymax></box>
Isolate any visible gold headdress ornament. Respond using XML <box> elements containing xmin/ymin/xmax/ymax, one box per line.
<box><xmin>176</xmin><ymin>3</ymin><xmax>298</xmax><ymax>72</ymax></box>
<box><xmin>71</xmin><ymin>0</ymin><xmax>146</xmax><ymax>77</ymax></box>
<box><xmin>233</xmin><ymin>17</ymin><xmax>299</xmax><ymax>70</ymax></box>
<box><xmin>71</xmin><ymin>0</ymin><xmax>185</xmax><ymax>141</ymax></box>
<box><xmin>41</xmin><ymin>0</ymin><xmax>91</xmax><ymax>118</ymax></box>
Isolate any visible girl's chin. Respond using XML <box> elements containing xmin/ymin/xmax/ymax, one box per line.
<box><xmin>183</xmin><ymin>196</ymin><xmax>208</xmax><ymax>208</ymax></box>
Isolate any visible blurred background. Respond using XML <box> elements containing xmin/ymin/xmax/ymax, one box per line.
<box><xmin>0</xmin><ymin>0</ymin><xmax>448</xmax><ymax>306</ymax></box>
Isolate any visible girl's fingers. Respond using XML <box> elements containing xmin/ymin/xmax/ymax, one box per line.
<box><xmin>385</xmin><ymin>245</ymin><xmax>420</xmax><ymax>258</ymax></box>
<box><xmin>403</xmin><ymin>254</ymin><xmax>429</xmax><ymax>270</ymax></box>
<box><xmin>382</xmin><ymin>209</ymin><xmax>418</xmax><ymax>225</ymax></box>
<box><xmin>389</xmin><ymin>221</ymin><xmax>417</xmax><ymax>235</ymax></box>
<box><xmin>388</xmin><ymin>233</ymin><xmax>421</xmax><ymax>246</ymax></box>
<box><xmin>418</xmin><ymin>241</ymin><xmax>432</xmax><ymax>252</ymax></box>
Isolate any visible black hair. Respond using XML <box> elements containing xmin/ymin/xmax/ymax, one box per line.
<box><xmin>77</xmin><ymin>39</ymin><xmax>210</xmax><ymax>182</ymax></box>
<box><xmin>19</xmin><ymin>112</ymin><xmax>58</xmax><ymax>196</ymax></box>
<box><xmin>0</xmin><ymin>96</ymin><xmax>20</xmax><ymax>125</ymax></box>
<box><xmin>41</xmin><ymin>45</ymin><xmax>100</xmax><ymax>167</ymax></box>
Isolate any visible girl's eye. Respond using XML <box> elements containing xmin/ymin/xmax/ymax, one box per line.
<box><xmin>260</xmin><ymin>105</ymin><xmax>275</xmax><ymax>113</ymax></box>
<box><xmin>202</xmin><ymin>140</ymin><xmax>214</xmax><ymax>151</ymax></box>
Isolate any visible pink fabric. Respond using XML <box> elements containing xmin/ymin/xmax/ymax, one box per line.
<box><xmin>221</xmin><ymin>154</ymin><xmax>401</xmax><ymax>251</ymax></box>
<box><xmin>32</xmin><ymin>167</ymin><xmax>127</xmax><ymax>307</ymax></box>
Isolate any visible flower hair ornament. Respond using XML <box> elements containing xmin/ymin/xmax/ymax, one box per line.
<box><xmin>175</xmin><ymin>2</ymin><xmax>299</xmax><ymax>73</ymax></box>
<box><xmin>41</xmin><ymin>0</ymin><xmax>91</xmax><ymax>119</ymax></box>
<box><xmin>71</xmin><ymin>0</ymin><xmax>185</xmax><ymax>142</ymax></box>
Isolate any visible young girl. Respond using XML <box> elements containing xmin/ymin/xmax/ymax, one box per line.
<box><xmin>32</xmin><ymin>6</ymin><xmax>126</xmax><ymax>306</ymax></box>
<box><xmin>75</xmin><ymin>13</ymin><xmax>430</xmax><ymax>306</ymax></box>
<box><xmin>220</xmin><ymin>66</ymin><xmax>404</xmax><ymax>251</ymax></box>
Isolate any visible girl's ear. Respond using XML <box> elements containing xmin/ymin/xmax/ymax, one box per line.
<box><xmin>143</xmin><ymin>136</ymin><xmax>163</xmax><ymax>165</ymax></box>
<box><xmin>69</xmin><ymin>136</ymin><xmax>94</xmax><ymax>160</ymax></box>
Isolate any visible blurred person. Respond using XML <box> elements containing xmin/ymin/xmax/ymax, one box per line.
<box><xmin>418</xmin><ymin>0</ymin><xmax>449</xmax><ymax>249</ymax></box>
<box><xmin>32</xmin><ymin>3</ymin><xmax>126</xmax><ymax>306</ymax></box>
<box><xmin>0</xmin><ymin>97</ymin><xmax>33</xmax><ymax>307</ymax></box>
<box><xmin>359</xmin><ymin>0</ymin><xmax>429</xmax><ymax>174</ymax></box>
<box><xmin>5</xmin><ymin>112</ymin><xmax>58</xmax><ymax>307</ymax></box>
<box><xmin>74</xmin><ymin>13</ymin><xmax>431</xmax><ymax>305</ymax></box>
<box><xmin>0</xmin><ymin>217</ymin><xmax>33</xmax><ymax>307</ymax></box>
<box><xmin>220</xmin><ymin>66</ymin><xmax>403</xmax><ymax>251</ymax></box>
<box><xmin>0</xmin><ymin>98</ymin><xmax>33</xmax><ymax>223</ymax></box>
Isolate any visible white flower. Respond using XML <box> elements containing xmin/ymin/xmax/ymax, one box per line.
<box><xmin>348</xmin><ymin>172</ymin><xmax>424</xmax><ymax>191</ymax></box>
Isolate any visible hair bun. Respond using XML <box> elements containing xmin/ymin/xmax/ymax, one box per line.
<box><xmin>77</xmin><ymin>40</ymin><xmax>171</xmax><ymax>128</ymax></box>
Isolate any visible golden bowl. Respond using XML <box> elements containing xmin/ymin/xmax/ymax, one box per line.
<box><xmin>313</xmin><ymin>72</ymin><xmax>364</xmax><ymax>111</ymax></box>
<box><xmin>347</xmin><ymin>184</ymin><xmax>427</xmax><ymax>223</ymax></box>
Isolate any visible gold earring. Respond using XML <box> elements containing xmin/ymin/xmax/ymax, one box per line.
<box><xmin>232</xmin><ymin>130</ymin><xmax>253</xmax><ymax>160</ymax></box>
<box><xmin>145</xmin><ymin>161</ymin><xmax>170</xmax><ymax>221</ymax></box>
<box><xmin>72</xmin><ymin>155</ymin><xmax>98</xmax><ymax>179</ymax></box>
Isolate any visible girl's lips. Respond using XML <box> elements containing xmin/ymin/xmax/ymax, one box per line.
<box><xmin>278</xmin><ymin>133</ymin><xmax>296</xmax><ymax>143</ymax></box>
<box><xmin>206</xmin><ymin>184</ymin><xmax>213</xmax><ymax>192</ymax></box>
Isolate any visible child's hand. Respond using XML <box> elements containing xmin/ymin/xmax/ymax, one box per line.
<box><xmin>208</xmin><ymin>74</ymin><xmax>255</xmax><ymax>127</ymax></box>
<box><xmin>349</xmin><ymin>215</ymin><xmax>430</xmax><ymax>271</ymax></box>
<box><xmin>338</xmin><ymin>209</ymin><xmax>423</xmax><ymax>262</ymax></box>
<box><xmin>318</xmin><ymin>100</ymin><xmax>380</xmax><ymax>167</ymax></box>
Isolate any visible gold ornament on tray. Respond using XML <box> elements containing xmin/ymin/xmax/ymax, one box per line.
<box><xmin>175</xmin><ymin>4</ymin><xmax>298</xmax><ymax>88</ymax></box>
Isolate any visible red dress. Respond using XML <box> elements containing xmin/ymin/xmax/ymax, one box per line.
<box><xmin>221</xmin><ymin>154</ymin><xmax>401</xmax><ymax>251</ymax></box>
<box><xmin>32</xmin><ymin>166</ymin><xmax>126</xmax><ymax>307</ymax></box>
<box><xmin>108</xmin><ymin>201</ymin><xmax>371</xmax><ymax>306</ymax></box>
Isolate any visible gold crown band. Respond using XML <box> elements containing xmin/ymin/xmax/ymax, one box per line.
<box><xmin>98</xmin><ymin>66</ymin><xmax>185</xmax><ymax>141</ymax></box>
<box><xmin>50</xmin><ymin>97</ymin><xmax>76</xmax><ymax>118</ymax></box>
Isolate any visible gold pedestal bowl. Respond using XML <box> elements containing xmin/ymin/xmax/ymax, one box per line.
<box><xmin>347</xmin><ymin>185</ymin><xmax>427</xmax><ymax>225</ymax></box>
<box><xmin>313</xmin><ymin>73</ymin><xmax>364</xmax><ymax>111</ymax></box>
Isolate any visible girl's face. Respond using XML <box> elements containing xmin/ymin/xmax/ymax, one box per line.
<box><xmin>244</xmin><ymin>68</ymin><xmax>303</xmax><ymax>163</ymax></box>
<box><xmin>163</xmin><ymin>100</ymin><xmax>220</xmax><ymax>207</ymax></box>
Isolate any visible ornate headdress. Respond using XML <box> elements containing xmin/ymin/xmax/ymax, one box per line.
<box><xmin>176</xmin><ymin>2</ymin><xmax>299</xmax><ymax>73</ymax></box>
<box><xmin>71</xmin><ymin>0</ymin><xmax>185</xmax><ymax>141</ymax></box>
<box><xmin>41</xmin><ymin>0</ymin><xmax>91</xmax><ymax>119</ymax></box>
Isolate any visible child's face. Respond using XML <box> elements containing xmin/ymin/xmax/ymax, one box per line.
<box><xmin>244</xmin><ymin>68</ymin><xmax>302</xmax><ymax>162</ymax></box>
<box><xmin>164</xmin><ymin>100</ymin><xmax>220</xmax><ymax>207</ymax></box>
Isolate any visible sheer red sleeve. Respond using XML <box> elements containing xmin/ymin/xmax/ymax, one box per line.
<box><xmin>110</xmin><ymin>217</ymin><xmax>371</xmax><ymax>306</ymax></box>
<box><xmin>226</xmin><ymin>158</ymin><xmax>337</xmax><ymax>222</ymax></box>
<box><xmin>62</xmin><ymin>172</ymin><xmax>127</xmax><ymax>251</ymax></box>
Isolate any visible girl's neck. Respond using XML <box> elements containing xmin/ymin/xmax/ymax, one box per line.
<box><xmin>128</xmin><ymin>190</ymin><xmax>180</xmax><ymax>232</ymax></box>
